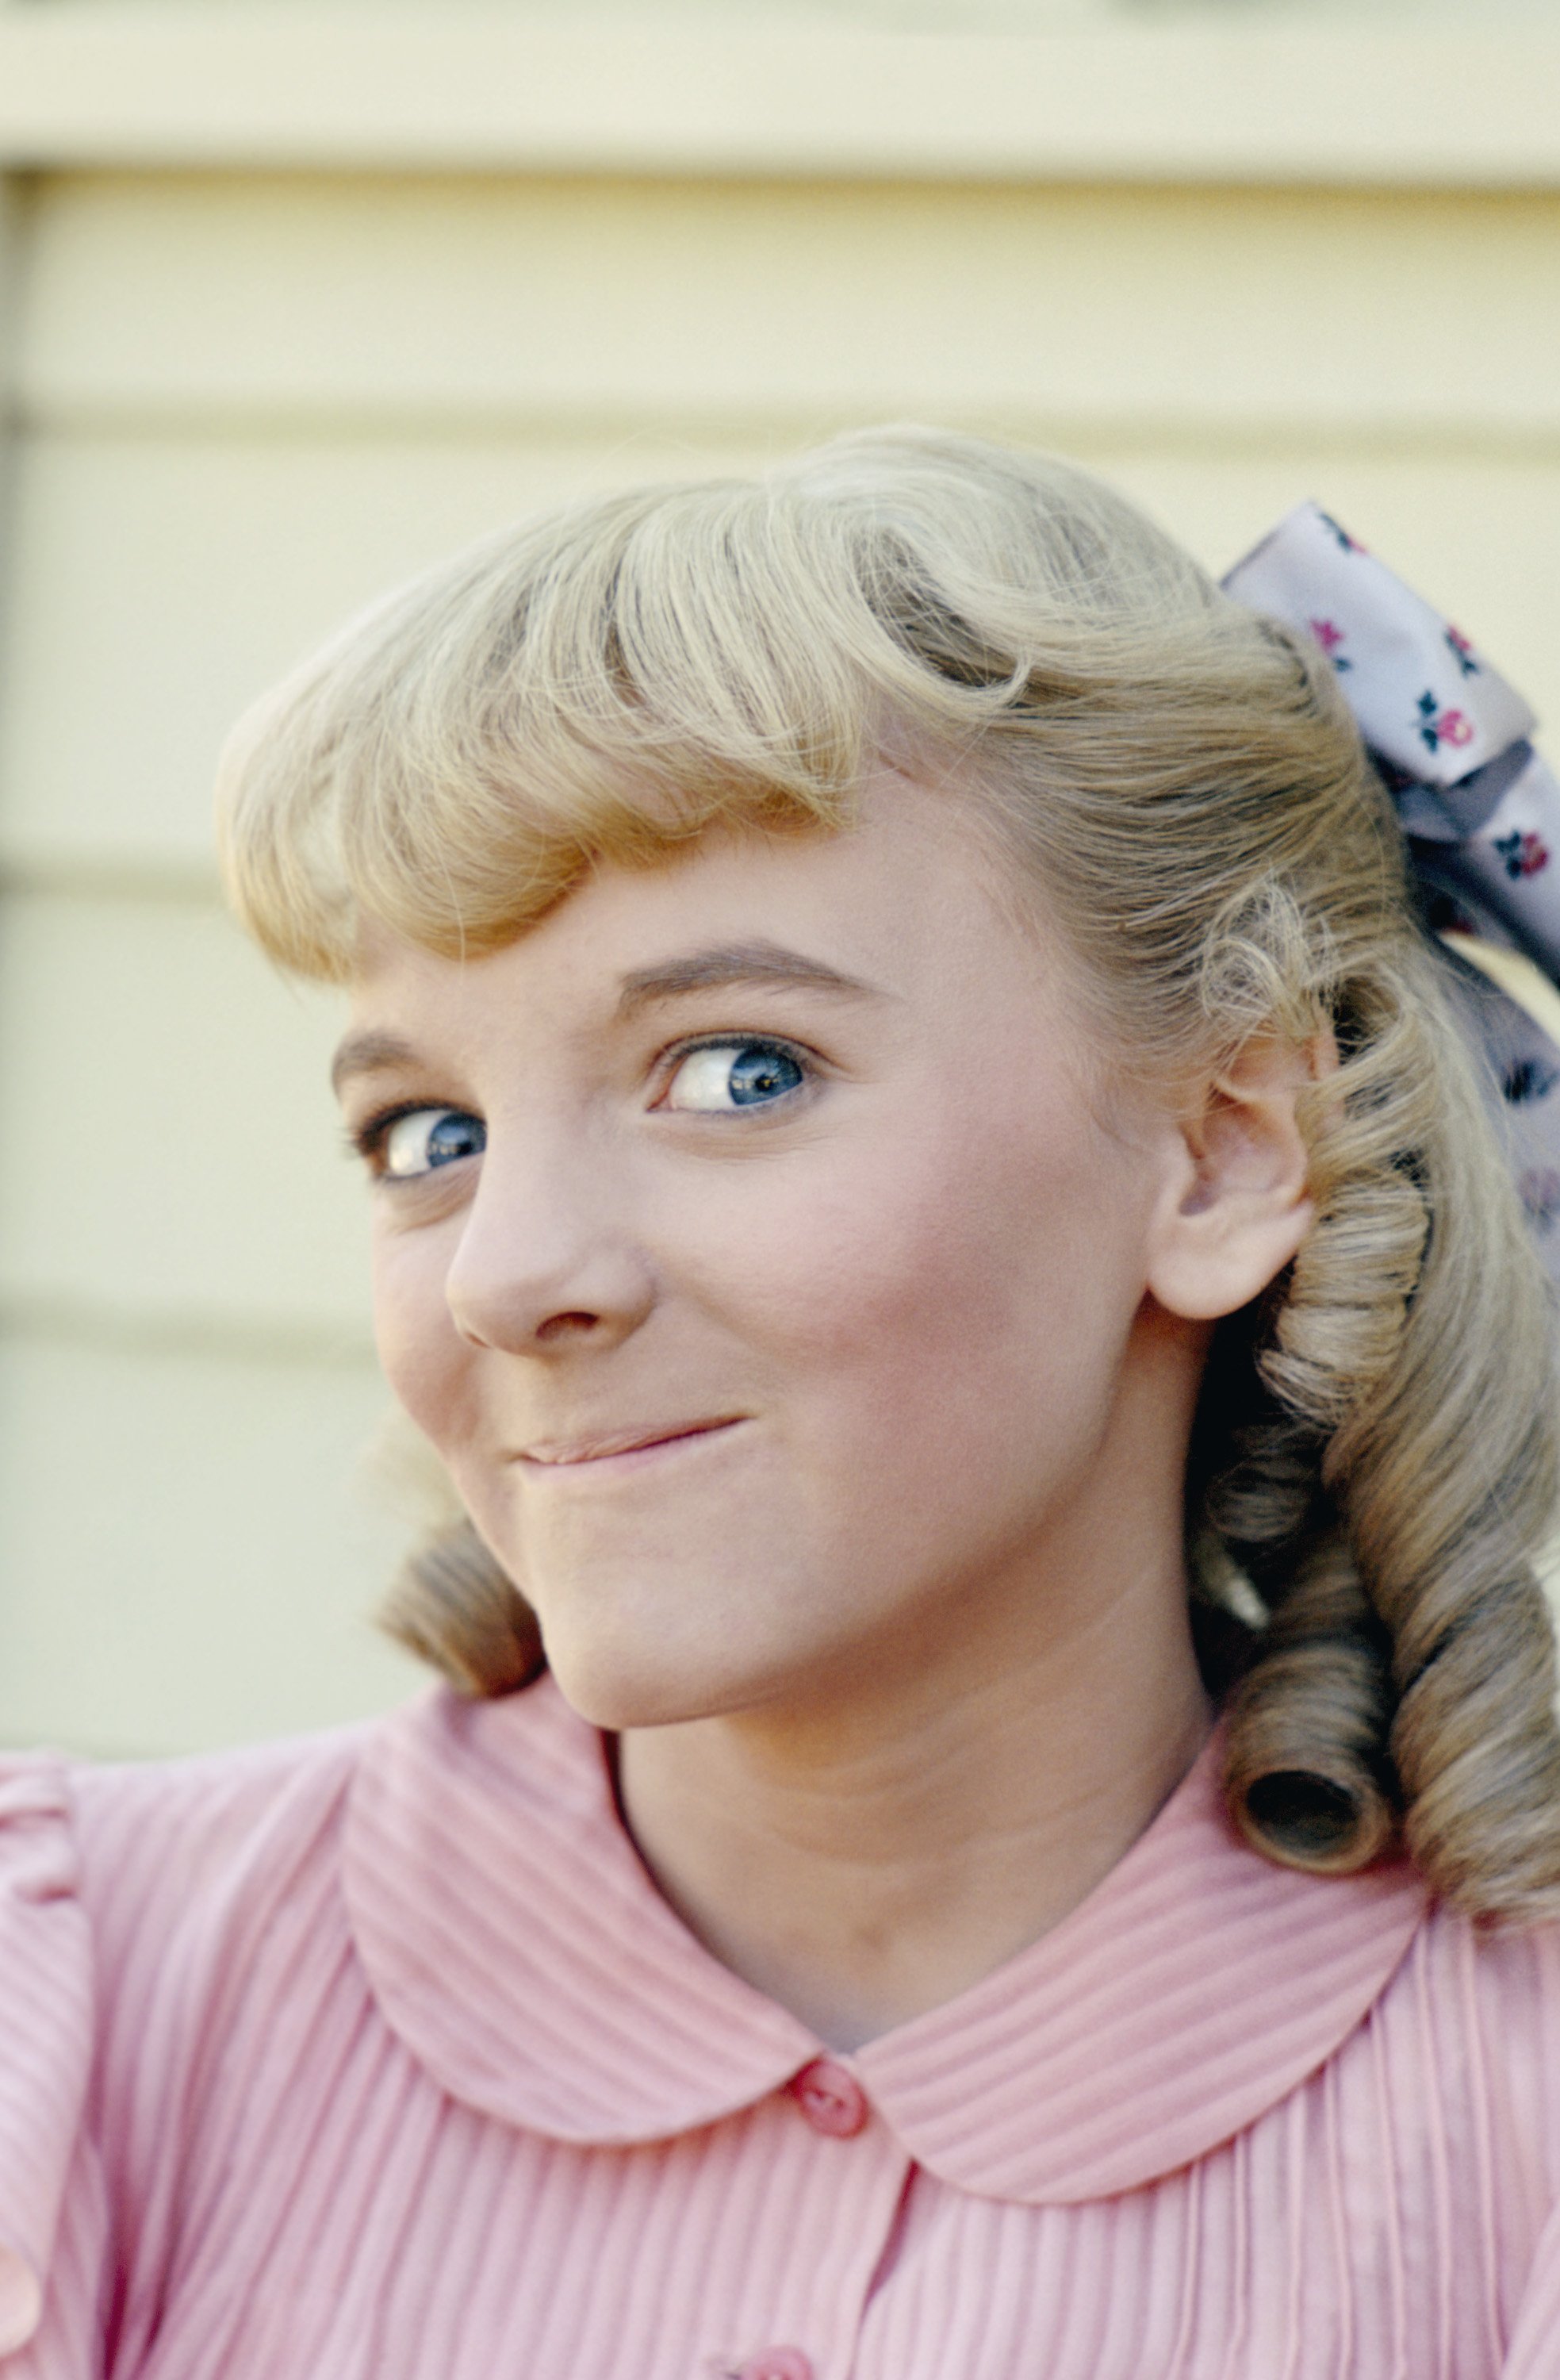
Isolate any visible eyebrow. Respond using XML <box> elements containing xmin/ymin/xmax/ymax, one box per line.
<box><xmin>330</xmin><ymin>942</ymin><xmax>883</xmax><ymax>1093</ymax></box>
<box><xmin>330</xmin><ymin>1028</ymin><xmax>420</xmax><ymax>1098</ymax></box>
<box><xmin>615</xmin><ymin>940</ymin><xmax>882</xmax><ymax>1018</ymax></box>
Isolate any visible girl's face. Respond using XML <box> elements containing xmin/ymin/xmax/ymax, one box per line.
<box><xmin>335</xmin><ymin>771</ymin><xmax>1216</xmax><ymax>1729</ymax></box>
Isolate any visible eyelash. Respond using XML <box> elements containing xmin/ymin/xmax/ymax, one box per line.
<box><xmin>347</xmin><ymin>1100</ymin><xmax>443</xmax><ymax>1173</ymax></box>
<box><xmin>347</xmin><ymin>1032</ymin><xmax>818</xmax><ymax>1175</ymax></box>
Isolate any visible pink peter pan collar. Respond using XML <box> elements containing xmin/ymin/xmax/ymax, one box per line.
<box><xmin>343</xmin><ymin>1676</ymin><xmax>1426</xmax><ymax>2205</ymax></box>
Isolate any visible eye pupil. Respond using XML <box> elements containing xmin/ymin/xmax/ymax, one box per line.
<box><xmin>728</xmin><ymin>1046</ymin><xmax>803</xmax><ymax>1104</ymax></box>
<box><xmin>382</xmin><ymin>1107</ymin><xmax>486</xmax><ymax>1177</ymax></box>
<box><xmin>426</xmin><ymin>1113</ymin><xmax>484</xmax><ymax>1164</ymax></box>
<box><xmin>661</xmin><ymin>1040</ymin><xmax>809</xmax><ymax>1114</ymax></box>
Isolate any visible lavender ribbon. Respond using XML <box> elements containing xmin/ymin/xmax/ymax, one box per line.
<box><xmin>1222</xmin><ymin>505</ymin><xmax>1560</xmax><ymax>1280</ymax></box>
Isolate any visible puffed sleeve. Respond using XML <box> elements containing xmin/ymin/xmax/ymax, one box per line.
<box><xmin>0</xmin><ymin>1761</ymin><xmax>104</xmax><ymax>2375</ymax></box>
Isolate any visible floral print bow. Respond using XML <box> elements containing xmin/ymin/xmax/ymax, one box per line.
<box><xmin>1224</xmin><ymin>505</ymin><xmax>1560</xmax><ymax>1281</ymax></box>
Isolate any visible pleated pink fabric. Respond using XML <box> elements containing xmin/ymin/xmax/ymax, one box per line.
<box><xmin>5</xmin><ymin>1676</ymin><xmax>1560</xmax><ymax>2378</ymax></box>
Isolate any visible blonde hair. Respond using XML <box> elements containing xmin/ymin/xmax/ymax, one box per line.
<box><xmin>219</xmin><ymin>425</ymin><xmax>1560</xmax><ymax>1917</ymax></box>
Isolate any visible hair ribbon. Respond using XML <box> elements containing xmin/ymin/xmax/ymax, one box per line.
<box><xmin>1224</xmin><ymin>506</ymin><xmax>1560</xmax><ymax>1280</ymax></box>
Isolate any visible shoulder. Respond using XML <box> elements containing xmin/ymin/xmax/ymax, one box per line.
<box><xmin>0</xmin><ymin>1717</ymin><xmax>401</xmax><ymax>2098</ymax></box>
<box><xmin>1405</xmin><ymin>1895</ymin><xmax>1560</xmax><ymax>2020</ymax></box>
<box><xmin>0</xmin><ymin>1760</ymin><xmax>97</xmax><ymax>2361</ymax></box>
<box><xmin>41</xmin><ymin>1681</ymin><xmax>581</xmax><ymax>2033</ymax></box>
<box><xmin>1370</xmin><ymin>1895</ymin><xmax>1560</xmax><ymax>2179</ymax></box>
<box><xmin>0</xmin><ymin>1714</ymin><xmax>412</xmax><ymax>2367</ymax></box>
<box><xmin>67</xmin><ymin>1718</ymin><xmax>370</xmax><ymax>1946</ymax></box>
<box><xmin>1370</xmin><ymin>1889</ymin><xmax>1560</xmax><ymax>2054</ymax></box>
<box><xmin>0</xmin><ymin>1733</ymin><xmax>371</xmax><ymax>2367</ymax></box>
<box><xmin>45</xmin><ymin>1714</ymin><xmax>418</xmax><ymax>2099</ymax></box>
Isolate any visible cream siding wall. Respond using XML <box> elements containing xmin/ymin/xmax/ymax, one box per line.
<box><xmin>2</xmin><ymin>25</ymin><xmax>1559</xmax><ymax>1755</ymax></box>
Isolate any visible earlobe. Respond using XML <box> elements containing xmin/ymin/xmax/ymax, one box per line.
<box><xmin>1146</xmin><ymin>1033</ymin><xmax>1330</xmax><ymax>1323</ymax></box>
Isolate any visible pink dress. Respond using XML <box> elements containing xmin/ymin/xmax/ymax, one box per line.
<box><xmin>4</xmin><ymin>1675</ymin><xmax>1560</xmax><ymax>2378</ymax></box>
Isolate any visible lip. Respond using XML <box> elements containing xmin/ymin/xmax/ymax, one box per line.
<box><xmin>515</xmin><ymin>1417</ymin><xmax>746</xmax><ymax>1472</ymax></box>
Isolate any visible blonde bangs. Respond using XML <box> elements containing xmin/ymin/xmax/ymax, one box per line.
<box><xmin>217</xmin><ymin>489</ymin><xmax>840</xmax><ymax>977</ymax></box>
<box><xmin>216</xmin><ymin>431</ymin><xmax>1219</xmax><ymax>978</ymax></box>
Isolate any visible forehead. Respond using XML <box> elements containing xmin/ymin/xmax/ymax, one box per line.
<box><xmin>344</xmin><ymin>769</ymin><xmax>1048</xmax><ymax>1031</ymax></box>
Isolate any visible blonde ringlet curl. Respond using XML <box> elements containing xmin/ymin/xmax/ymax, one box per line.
<box><xmin>217</xmin><ymin>424</ymin><xmax>1560</xmax><ymax>1917</ymax></box>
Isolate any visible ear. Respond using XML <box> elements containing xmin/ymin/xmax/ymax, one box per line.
<box><xmin>1145</xmin><ymin>1030</ymin><xmax>1334</xmax><ymax>1323</ymax></box>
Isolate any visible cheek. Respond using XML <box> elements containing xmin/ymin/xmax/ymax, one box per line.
<box><xmin>688</xmin><ymin>1089</ymin><xmax>1153</xmax><ymax>1482</ymax></box>
<box><xmin>370</xmin><ymin>1221</ymin><xmax>474</xmax><ymax>1451</ymax></box>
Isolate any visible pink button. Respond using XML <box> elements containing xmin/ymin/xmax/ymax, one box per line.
<box><xmin>790</xmin><ymin>2056</ymin><xmax>868</xmax><ymax>2139</ymax></box>
<box><xmin>737</xmin><ymin>2352</ymin><xmax>814</xmax><ymax>2380</ymax></box>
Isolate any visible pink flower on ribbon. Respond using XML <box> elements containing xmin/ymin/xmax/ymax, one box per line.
<box><xmin>1416</xmin><ymin>692</ymin><xmax>1475</xmax><ymax>753</ymax></box>
<box><xmin>1309</xmin><ymin>617</ymin><xmax>1349</xmax><ymax>668</ymax></box>
<box><xmin>1494</xmin><ymin>827</ymin><xmax>1550</xmax><ymax>881</ymax></box>
<box><xmin>1445</xmin><ymin>625</ymin><xmax>1480</xmax><ymax>678</ymax></box>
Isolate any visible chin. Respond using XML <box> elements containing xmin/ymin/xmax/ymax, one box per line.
<box><xmin>533</xmin><ymin>1585</ymin><xmax>811</xmax><ymax>1734</ymax></box>
<box><xmin>540</xmin><ymin>1635</ymin><xmax>746</xmax><ymax>1733</ymax></box>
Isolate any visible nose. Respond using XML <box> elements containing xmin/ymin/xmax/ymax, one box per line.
<box><xmin>442</xmin><ymin>1127</ymin><xmax>656</xmax><ymax>1356</ymax></box>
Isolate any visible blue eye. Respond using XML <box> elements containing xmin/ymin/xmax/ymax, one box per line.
<box><xmin>380</xmin><ymin>1107</ymin><xmax>486</xmax><ymax>1178</ymax></box>
<box><xmin>665</xmin><ymin>1042</ymin><xmax>807</xmax><ymax>1113</ymax></box>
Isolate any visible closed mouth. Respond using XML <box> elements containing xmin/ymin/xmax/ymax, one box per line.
<box><xmin>516</xmin><ymin>1417</ymin><xmax>745</xmax><ymax>1469</ymax></box>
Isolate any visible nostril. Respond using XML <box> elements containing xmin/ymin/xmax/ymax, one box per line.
<box><xmin>535</xmin><ymin>1311</ymin><xmax>604</xmax><ymax>1343</ymax></box>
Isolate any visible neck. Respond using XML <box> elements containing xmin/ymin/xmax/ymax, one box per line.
<box><xmin>616</xmin><ymin>1339</ymin><xmax>1212</xmax><ymax>2050</ymax></box>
